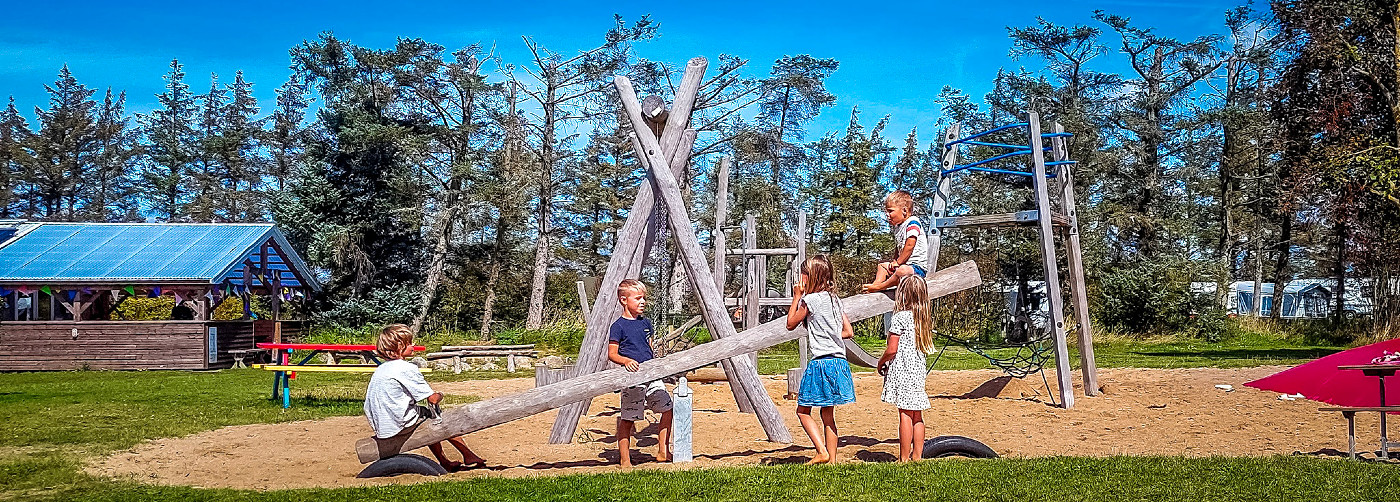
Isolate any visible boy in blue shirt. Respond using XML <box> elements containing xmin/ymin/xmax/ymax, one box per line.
<box><xmin>608</xmin><ymin>279</ymin><xmax>673</xmax><ymax>467</ymax></box>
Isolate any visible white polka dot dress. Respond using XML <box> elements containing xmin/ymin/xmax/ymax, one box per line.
<box><xmin>881</xmin><ymin>310</ymin><xmax>931</xmax><ymax>410</ymax></box>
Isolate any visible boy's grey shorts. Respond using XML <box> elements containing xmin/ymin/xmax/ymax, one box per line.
<box><xmin>619</xmin><ymin>380</ymin><xmax>672</xmax><ymax>421</ymax></box>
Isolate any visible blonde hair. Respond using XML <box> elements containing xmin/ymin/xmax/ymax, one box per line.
<box><xmin>893</xmin><ymin>276</ymin><xmax>934</xmax><ymax>353</ymax></box>
<box><xmin>617</xmin><ymin>279</ymin><xmax>647</xmax><ymax>300</ymax></box>
<box><xmin>376</xmin><ymin>323</ymin><xmax>415</xmax><ymax>360</ymax></box>
<box><xmin>800</xmin><ymin>255</ymin><xmax>836</xmax><ymax>295</ymax></box>
<box><xmin>885</xmin><ymin>190</ymin><xmax>914</xmax><ymax>213</ymax></box>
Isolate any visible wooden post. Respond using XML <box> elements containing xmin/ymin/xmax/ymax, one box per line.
<box><xmin>1027</xmin><ymin>112</ymin><xmax>1075</xmax><ymax>409</ymax></box>
<box><xmin>713</xmin><ymin>157</ymin><xmax>729</xmax><ymax>294</ymax></box>
<box><xmin>241</xmin><ymin>265</ymin><xmax>252</xmax><ymax>321</ymax></box>
<box><xmin>548</xmin><ymin>57</ymin><xmax>716</xmax><ymax>444</ymax></box>
<box><xmin>355</xmin><ymin>261</ymin><xmax>982</xmax><ymax>463</ymax></box>
<box><xmin>743</xmin><ymin>213</ymin><xmax>759</xmax><ymax>332</ymax></box>
<box><xmin>616</xmin><ymin>74</ymin><xmax>789</xmax><ymax>442</ymax></box>
<box><xmin>575</xmin><ymin>280</ymin><xmax>590</xmax><ymax>316</ymax></box>
<box><xmin>930</xmin><ymin>125</ymin><xmax>958</xmax><ymax>272</ymax></box>
<box><xmin>1051</xmin><ymin>122</ymin><xmax>1099</xmax><ymax>396</ymax></box>
<box><xmin>743</xmin><ymin>212</ymin><xmax>760</xmax><ymax>372</ymax></box>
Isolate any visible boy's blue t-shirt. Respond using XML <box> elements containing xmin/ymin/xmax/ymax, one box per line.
<box><xmin>608</xmin><ymin>316</ymin><xmax>655</xmax><ymax>363</ymax></box>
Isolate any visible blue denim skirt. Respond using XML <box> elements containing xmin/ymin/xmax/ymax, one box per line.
<box><xmin>798</xmin><ymin>356</ymin><xmax>856</xmax><ymax>407</ymax></box>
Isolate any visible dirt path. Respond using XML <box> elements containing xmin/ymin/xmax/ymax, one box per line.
<box><xmin>91</xmin><ymin>367</ymin><xmax>1370</xmax><ymax>490</ymax></box>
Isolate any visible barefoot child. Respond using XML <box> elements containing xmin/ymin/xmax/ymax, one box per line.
<box><xmin>877</xmin><ymin>276</ymin><xmax>934</xmax><ymax>462</ymax></box>
<box><xmin>786</xmin><ymin>255</ymin><xmax>856</xmax><ymax>464</ymax></box>
<box><xmin>862</xmin><ymin>190</ymin><xmax>929</xmax><ymax>292</ymax></box>
<box><xmin>364</xmin><ymin>324</ymin><xmax>486</xmax><ymax>471</ymax></box>
<box><xmin>608</xmin><ymin>279</ymin><xmax>673</xmax><ymax>467</ymax></box>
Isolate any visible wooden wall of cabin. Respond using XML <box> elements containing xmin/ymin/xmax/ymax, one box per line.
<box><xmin>0</xmin><ymin>321</ymin><xmax>261</xmax><ymax>371</ymax></box>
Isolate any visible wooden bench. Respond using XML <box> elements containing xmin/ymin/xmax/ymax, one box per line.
<box><xmin>228</xmin><ymin>348</ymin><xmax>269</xmax><ymax>368</ymax></box>
<box><xmin>424</xmin><ymin>344</ymin><xmax>539</xmax><ymax>373</ymax></box>
<box><xmin>1319</xmin><ymin>406</ymin><xmax>1400</xmax><ymax>459</ymax></box>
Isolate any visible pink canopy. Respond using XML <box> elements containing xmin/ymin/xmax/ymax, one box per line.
<box><xmin>1244</xmin><ymin>338</ymin><xmax>1400</xmax><ymax>407</ymax></box>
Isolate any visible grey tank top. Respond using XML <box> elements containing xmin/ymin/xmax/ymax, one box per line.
<box><xmin>801</xmin><ymin>291</ymin><xmax>846</xmax><ymax>359</ymax></box>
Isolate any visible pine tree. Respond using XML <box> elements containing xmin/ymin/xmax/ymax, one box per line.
<box><xmin>25</xmin><ymin>65</ymin><xmax>98</xmax><ymax>219</ymax></box>
<box><xmin>266</xmin><ymin>73</ymin><xmax>309</xmax><ymax>192</ymax></box>
<box><xmin>0</xmin><ymin>97</ymin><xmax>33</xmax><ymax>218</ymax></box>
<box><xmin>141</xmin><ymin>59</ymin><xmax>198</xmax><ymax>221</ymax></box>
<box><xmin>217</xmin><ymin>71</ymin><xmax>264</xmax><ymax>221</ymax></box>
<box><xmin>87</xmin><ymin>88</ymin><xmax>140</xmax><ymax>221</ymax></box>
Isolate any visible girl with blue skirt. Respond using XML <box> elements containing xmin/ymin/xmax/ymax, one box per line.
<box><xmin>785</xmin><ymin>255</ymin><xmax>856</xmax><ymax>464</ymax></box>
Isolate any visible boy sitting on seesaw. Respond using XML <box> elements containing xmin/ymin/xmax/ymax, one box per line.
<box><xmin>608</xmin><ymin>279</ymin><xmax>673</xmax><ymax>467</ymax></box>
<box><xmin>364</xmin><ymin>324</ymin><xmax>486</xmax><ymax>471</ymax></box>
<box><xmin>862</xmin><ymin>190</ymin><xmax>929</xmax><ymax>292</ymax></box>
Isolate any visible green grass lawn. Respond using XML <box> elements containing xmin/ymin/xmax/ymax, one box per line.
<box><xmin>0</xmin><ymin>334</ymin><xmax>1383</xmax><ymax>501</ymax></box>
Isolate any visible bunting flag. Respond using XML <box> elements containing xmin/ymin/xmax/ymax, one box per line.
<box><xmin>151</xmin><ymin>286</ymin><xmax>162</xmax><ymax>297</ymax></box>
<box><xmin>294</xmin><ymin>290</ymin><xmax>305</xmax><ymax>299</ymax></box>
<box><xmin>39</xmin><ymin>285</ymin><xmax>51</xmax><ymax>296</ymax></box>
<box><xmin>0</xmin><ymin>288</ymin><xmax>9</xmax><ymax>297</ymax></box>
<box><xmin>173</xmin><ymin>291</ymin><xmax>184</xmax><ymax>304</ymax></box>
<box><xmin>123</xmin><ymin>286</ymin><xmax>135</xmax><ymax>296</ymax></box>
<box><xmin>81</xmin><ymin>287</ymin><xmax>93</xmax><ymax>295</ymax></box>
<box><xmin>111</xmin><ymin>289</ymin><xmax>122</xmax><ymax>299</ymax></box>
<box><xmin>18</xmin><ymin>286</ymin><xmax>33</xmax><ymax>295</ymax></box>
<box><xmin>205</xmin><ymin>290</ymin><xmax>214</xmax><ymax>301</ymax></box>
<box><xmin>65</xmin><ymin>290</ymin><xmax>77</xmax><ymax>301</ymax></box>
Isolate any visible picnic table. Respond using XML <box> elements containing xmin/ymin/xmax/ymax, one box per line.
<box><xmin>1325</xmin><ymin>364</ymin><xmax>1400</xmax><ymax>459</ymax></box>
<box><xmin>254</xmin><ymin>343</ymin><xmax>427</xmax><ymax>408</ymax></box>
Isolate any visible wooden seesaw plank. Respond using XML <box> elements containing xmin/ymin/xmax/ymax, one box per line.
<box><xmin>354</xmin><ymin>261</ymin><xmax>980</xmax><ymax>463</ymax></box>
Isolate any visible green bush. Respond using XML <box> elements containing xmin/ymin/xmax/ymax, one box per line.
<box><xmin>111</xmin><ymin>296</ymin><xmax>176</xmax><ymax>320</ymax></box>
<box><xmin>1095</xmin><ymin>260</ymin><xmax>1224</xmax><ymax>338</ymax></box>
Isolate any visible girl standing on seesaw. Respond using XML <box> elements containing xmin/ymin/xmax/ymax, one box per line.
<box><xmin>786</xmin><ymin>255</ymin><xmax>856</xmax><ymax>464</ymax></box>
<box><xmin>877</xmin><ymin>276</ymin><xmax>934</xmax><ymax>462</ymax></box>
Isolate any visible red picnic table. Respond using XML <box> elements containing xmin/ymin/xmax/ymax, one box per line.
<box><xmin>256</xmin><ymin>343</ymin><xmax>426</xmax><ymax>408</ymax></box>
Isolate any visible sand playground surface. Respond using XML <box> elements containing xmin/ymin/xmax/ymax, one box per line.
<box><xmin>92</xmin><ymin>366</ymin><xmax>1383</xmax><ymax>490</ymax></box>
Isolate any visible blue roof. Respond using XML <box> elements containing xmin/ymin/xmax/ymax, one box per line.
<box><xmin>0</xmin><ymin>223</ymin><xmax>319</xmax><ymax>290</ymax></box>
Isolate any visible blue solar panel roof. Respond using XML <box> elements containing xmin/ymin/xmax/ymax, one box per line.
<box><xmin>0</xmin><ymin>223</ymin><xmax>320</xmax><ymax>290</ymax></box>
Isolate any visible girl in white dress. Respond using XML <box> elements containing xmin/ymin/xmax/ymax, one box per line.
<box><xmin>877</xmin><ymin>276</ymin><xmax>934</xmax><ymax>462</ymax></box>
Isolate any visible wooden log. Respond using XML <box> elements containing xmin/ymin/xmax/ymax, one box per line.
<box><xmin>743</xmin><ymin>213</ymin><xmax>759</xmax><ymax>332</ymax></box>
<box><xmin>548</xmin><ymin>57</ymin><xmax>710</xmax><ymax>444</ymax></box>
<box><xmin>355</xmin><ymin>261</ymin><xmax>980</xmax><ymax>463</ymax></box>
<box><xmin>618</xmin><ymin>74</ymin><xmax>783</xmax><ymax>439</ymax></box>
<box><xmin>575</xmin><ymin>280</ymin><xmax>590</xmax><ymax>316</ymax></box>
<box><xmin>932</xmin><ymin>210</ymin><xmax>1070</xmax><ymax>229</ymax></box>
<box><xmin>425</xmin><ymin>350</ymin><xmax>539</xmax><ymax>359</ymax></box>
<box><xmin>726</xmin><ymin>248</ymin><xmax>799</xmax><ymax>256</ymax></box>
<box><xmin>442</xmin><ymin>343</ymin><xmax>534</xmax><ymax>352</ymax></box>
<box><xmin>713</xmin><ymin>157</ymin><xmax>729</xmax><ymax>294</ymax></box>
<box><xmin>1027</xmin><ymin>112</ymin><xmax>1075</xmax><ymax>409</ymax></box>
<box><xmin>1052</xmin><ymin>122</ymin><xmax>1099</xmax><ymax>396</ymax></box>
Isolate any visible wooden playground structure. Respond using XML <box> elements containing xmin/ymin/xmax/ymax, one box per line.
<box><xmin>354</xmin><ymin>56</ymin><xmax>1101</xmax><ymax>464</ymax></box>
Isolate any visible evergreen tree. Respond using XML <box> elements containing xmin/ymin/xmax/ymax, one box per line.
<box><xmin>141</xmin><ymin>59</ymin><xmax>198</xmax><ymax>221</ymax></box>
<box><xmin>188</xmin><ymin>73</ymin><xmax>227</xmax><ymax>221</ymax></box>
<box><xmin>266</xmin><ymin>73</ymin><xmax>309</xmax><ymax>191</ymax></box>
<box><xmin>87</xmin><ymin>88</ymin><xmax>140</xmax><ymax>221</ymax></box>
<box><xmin>0</xmin><ymin>97</ymin><xmax>33</xmax><ymax>218</ymax></box>
<box><xmin>25</xmin><ymin>65</ymin><xmax>98</xmax><ymax>219</ymax></box>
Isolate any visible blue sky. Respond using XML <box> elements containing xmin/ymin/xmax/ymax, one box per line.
<box><xmin>1</xmin><ymin>0</ymin><xmax>1250</xmax><ymax>142</ymax></box>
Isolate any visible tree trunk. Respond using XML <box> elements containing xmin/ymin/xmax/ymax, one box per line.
<box><xmin>1269</xmin><ymin>212</ymin><xmax>1292</xmax><ymax>320</ymax></box>
<box><xmin>410</xmin><ymin>183</ymin><xmax>460</xmax><ymax>334</ymax></box>
<box><xmin>1333</xmin><ymin>221</ymin><xmax>1348</xmax><ymax>323</ymax></box>
<box><xmin>480</xmin><ymin>215</ymin><xmax>510</xmax><ymax>340</ymax></box>
<box><xmin>526</xmin><ymin>81</ymin><xmax>559</xmax><ymax>331</ymax></box>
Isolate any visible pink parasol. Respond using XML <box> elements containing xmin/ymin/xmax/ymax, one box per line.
<box><xmin>1244</xmin><ymin>338</ymin><xmax>1400</xmax><ymax>407</ymax></box>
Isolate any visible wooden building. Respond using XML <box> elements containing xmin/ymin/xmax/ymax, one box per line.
<box><xmin>0</xmin><ymin>221</ymin><xmax>321</xmax><ymax>371</ymax></box>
